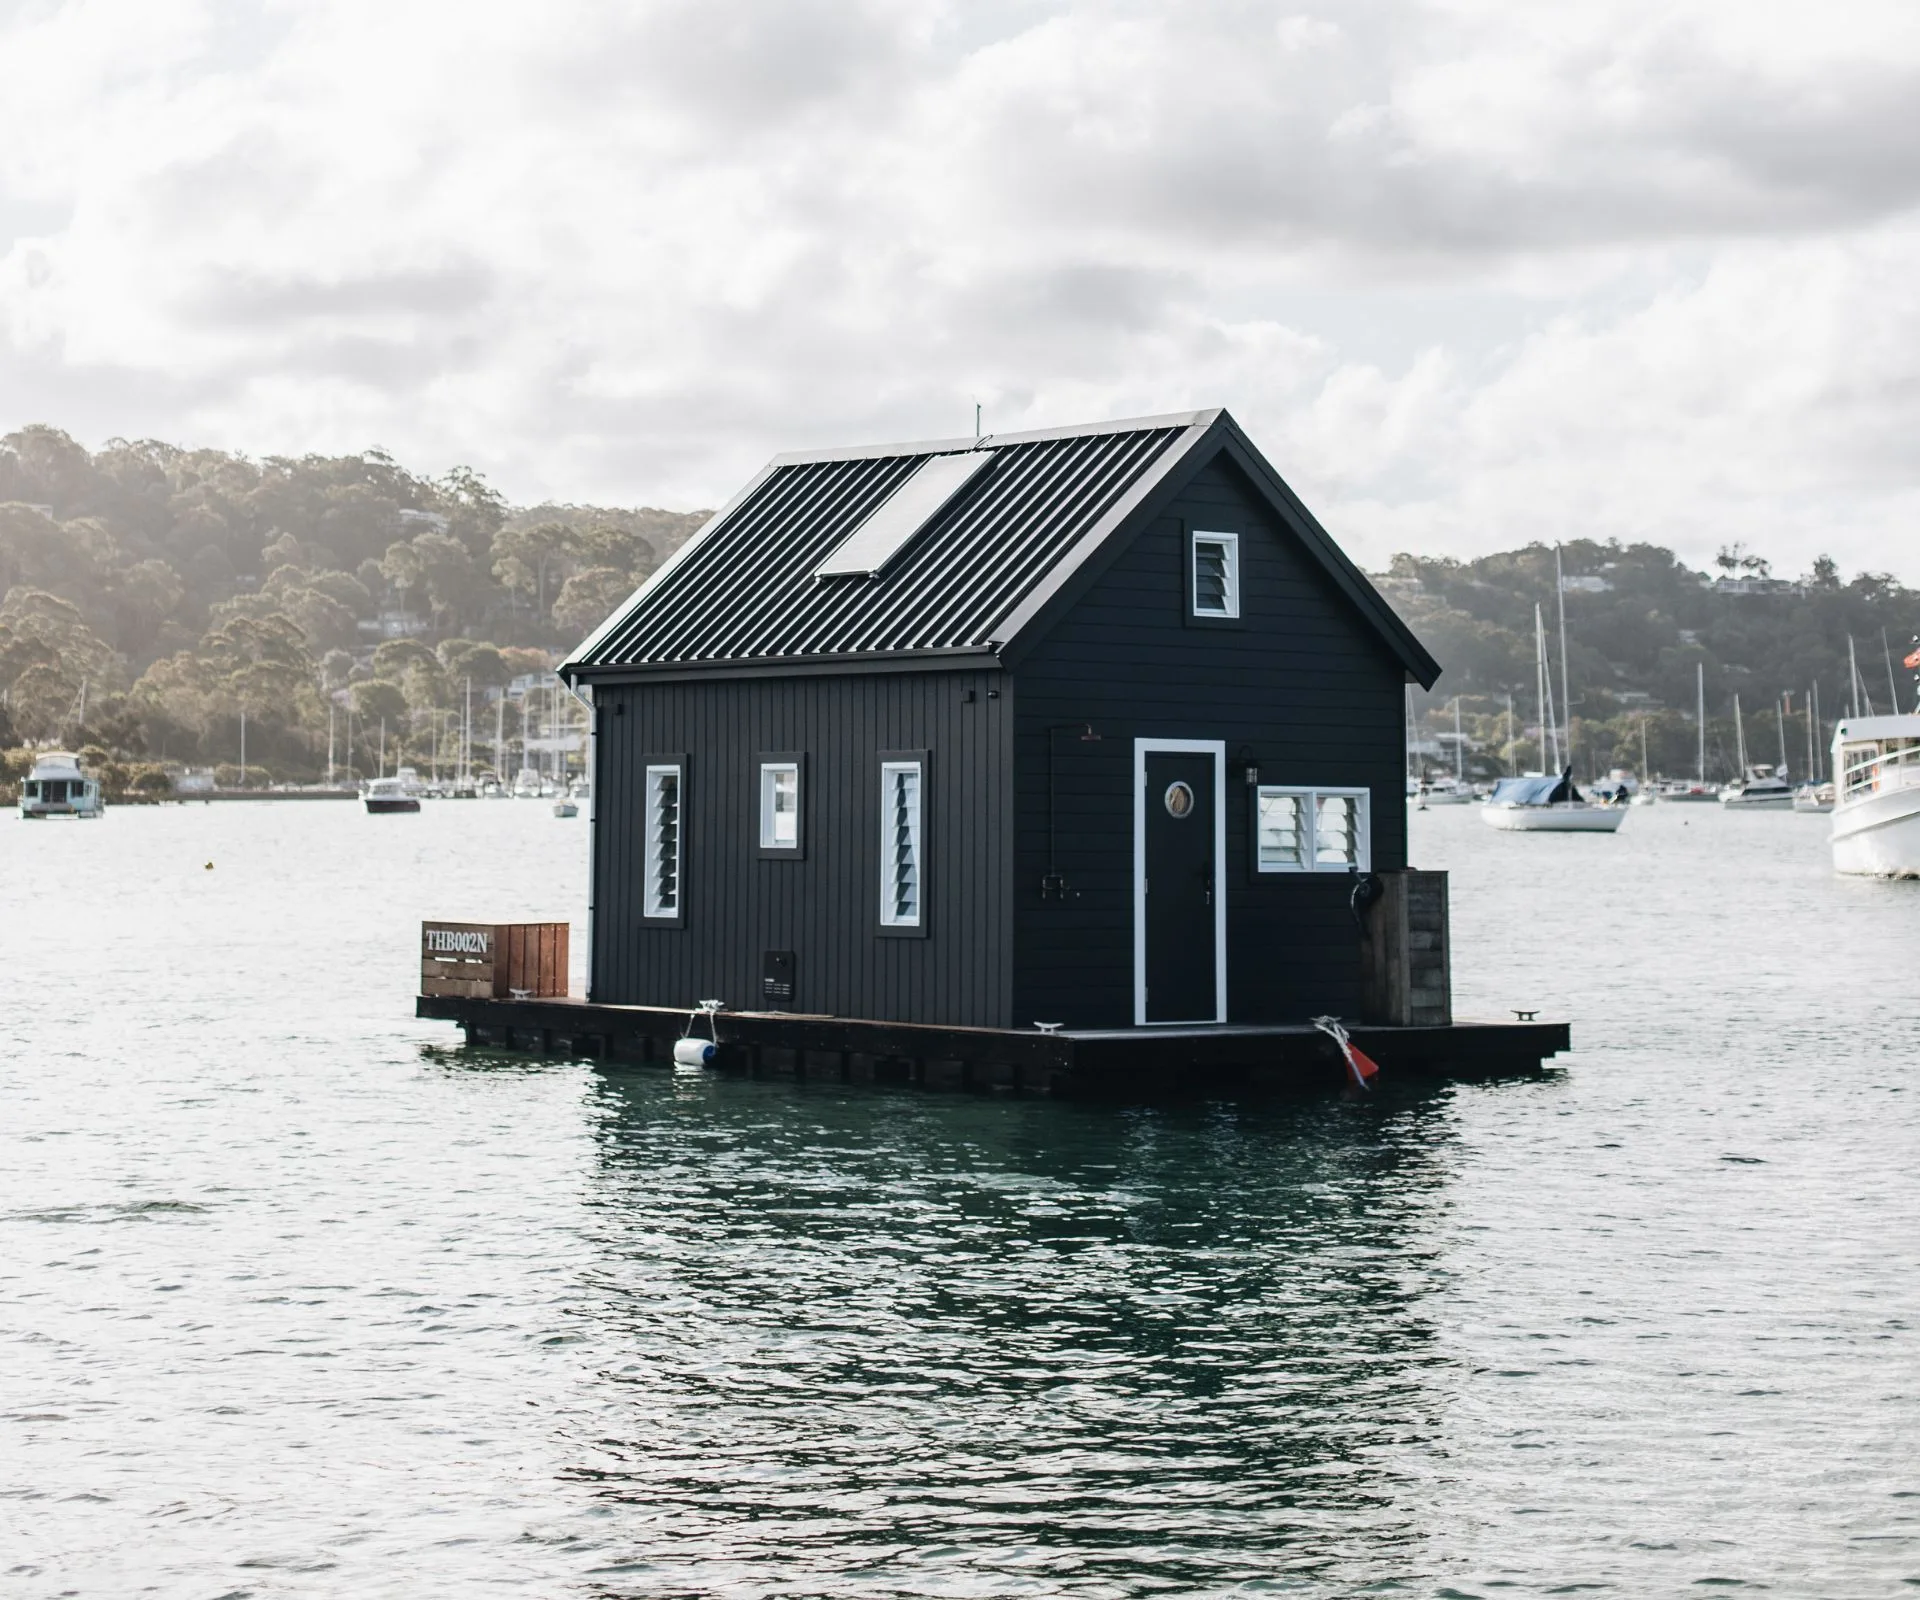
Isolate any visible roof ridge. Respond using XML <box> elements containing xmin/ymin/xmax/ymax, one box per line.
<box><xmin>767</xmin><ymin>408</ymin><xmax>1222</xmax><ymax>467</ymax></box>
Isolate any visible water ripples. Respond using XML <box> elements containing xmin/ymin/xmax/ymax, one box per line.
<box><xmin>1</xmin><ymin>801</ymin><xmax>1916</xmax><ymax>1596</ymax></box>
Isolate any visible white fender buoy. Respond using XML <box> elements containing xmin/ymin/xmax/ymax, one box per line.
<box><xmin>672</xmin><ymin>1037</ymin><xmax>716</xmax><ymax>1067</ymax></box>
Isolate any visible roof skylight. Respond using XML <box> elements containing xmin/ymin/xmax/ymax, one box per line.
<box><xmin>814</xmin><ymin>451</ymin><xmax>993</xmax><ymax>578</ymax></box>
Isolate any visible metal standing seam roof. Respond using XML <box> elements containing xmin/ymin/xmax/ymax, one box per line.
<box><xmin>567</xmin><ymin>414</ymin><xmax>1203</xmax><ymax>671</ymax></box>
<box><xmin>564</xmin><ymin>408</ymin><xmax>1441</xmax><ymax>686</ymax></box>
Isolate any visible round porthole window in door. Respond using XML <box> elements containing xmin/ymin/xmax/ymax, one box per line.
<box><xmin>1163</xmin><ymin>780</ymin><xmax>1195</xmax><ymax>818</ymax></box>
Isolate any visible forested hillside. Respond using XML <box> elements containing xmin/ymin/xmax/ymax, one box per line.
<box><xmin>0</xmin><ymin>424</ymin><xmax>706</xmax><ymax>782</ymax></box>
<box><xmin>2</xmin><ymin>421</ymin><xmax>1915</xmax><ymax>792</ymax></box>
<box><xmin>1388</xmin><ymin>541</ymin><xmax>1919</xmax><ymax>783</ymax></box>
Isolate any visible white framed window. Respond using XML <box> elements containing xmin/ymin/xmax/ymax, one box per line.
<box><xmin>1191</xmin><ymin>531</ymin><xmax>1240</xmax><ymax>618</ymax></box>
<box><xmin>878</xmin><ymin>756</ymin><xmax>924</xmax><ymax>930</ymax></box>
<box><xmin>758</xmin><ymin>757</ymin><xmax>801</xmax><ymax>854</ymax></box>
<box><xmin>1254</xmin><ymin>784</ymin><xmax>1370</xmax><ymax>873</ymax></box>
<box><xmin>643</xmin><ymin>761</ymin><xmax>684</xmax><ymax>919</ymax></box>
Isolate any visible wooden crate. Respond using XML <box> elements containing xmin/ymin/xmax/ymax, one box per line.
<box><xmin>421</xmin><ymin>921</ymin><xmax>569</xmax><ymax>999</ymax></box>
<box><xmin>1359</xmin><ymin>870</ymin><xmax>1451</xmax><ymax>1026</ymax></box>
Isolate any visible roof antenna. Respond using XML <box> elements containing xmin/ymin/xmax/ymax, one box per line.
<box><xmin>974</xmin><ymin>400</ymin><xmax>982</xmax><ymax>442</ymax></box>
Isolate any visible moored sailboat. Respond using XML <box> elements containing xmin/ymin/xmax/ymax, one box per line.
<box><xmin>1479</xmin><ymin>567</ymin><xmax>1625</xmax><ymax>834</ymax></box>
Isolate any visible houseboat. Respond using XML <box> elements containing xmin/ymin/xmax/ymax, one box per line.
<box><xmin>18</xmin><ymin>751</ymin><xmax>104</xmax><ymax>818</ymax></box>
<box><xmin>560</xmin><ymin>407</ymin><xmax>1445</xmax><ymax>1030</ymax></box>
<box><xmin>417</xmin><ymin>408</ymin><xmax>1571</xmax><ymax>1090</ymax></box>
<box><xmin>1830</xmin><ymin>714</ymin><xmax>1920</xmax><ymax>877</ymax></box>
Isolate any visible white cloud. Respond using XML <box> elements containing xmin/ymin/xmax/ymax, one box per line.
<box><xmin>0</xmin><ymin>0</ymin><xmax>1916</xmax><ymax>579</ymax></box>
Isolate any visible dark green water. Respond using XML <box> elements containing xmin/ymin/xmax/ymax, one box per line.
<box><xmin>2</xmin><ymin>801</ymin><xmax>1916</xmax><ymax>1596</ymax></box>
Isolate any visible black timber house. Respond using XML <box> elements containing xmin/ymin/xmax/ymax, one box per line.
<box><xmin>561</xmin><ymin>409</ymin><xmax>1441</xmax><ymax>1033</ymax></box>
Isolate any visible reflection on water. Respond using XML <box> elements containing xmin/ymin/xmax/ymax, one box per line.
<box><xmin>2</xmin><ymin>801</ymin><xmax>1918</xmax><ymax>1597</ymax></box>
<box><xmin>562</xmin><ymin>1073</ymin><xmax>1464</xmax><ymax>1593</ymax></box>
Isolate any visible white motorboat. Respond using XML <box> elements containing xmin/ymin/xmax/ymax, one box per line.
<box><xmin>1412</xmin><ymin>776</ymin><xmax>1475</xmax><ymax>807</ymax></box>
<box><xmin>1481</xmin><ymin>770</ymin><xmax>1628</xmax><ymax>832</ymax></box>
<box><xmin>1719</xmin><ymin>764</ymin><xmax>1793</xmax><ymax>809</ymax></box>
<box><xmin>19</xmin><ymin>751</ymin><xmax>104</xmax><ymax>818</ymax></box>
<box><xmin>363</xmin><ymin>776</ymin><xmax>421</xmax><ymax>814</ymax></box>
<box><xmin>1719</xmin><ymin>693</ymin><xmax>1793</xmax><ymax>808</ymax></box>
<box><xmin>1792</xmin><ymin>783</ymin><xmax>1835</xmax><ymax>814</ymax></box>
<box><xmin>1658</xmin><ymin>780</ymin><xmax>1718</xmax><ymax>802</ymax></box>
<box><xmin>1830</xmin><ymin>714</ymin><xmax>1920</xmax><ymax>877</ymax></box>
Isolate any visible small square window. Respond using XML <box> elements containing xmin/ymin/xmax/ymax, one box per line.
<box><xmin>757</xmin><ymin>755</ymin><xmax>804</xmax><ymax>856</ymax></box>
<box><xmin>1191</xmin><ymin>531</ymin><xmax>1239</xmax><ymax>619</ymax></box>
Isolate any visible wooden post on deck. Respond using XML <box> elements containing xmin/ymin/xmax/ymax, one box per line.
<box><xmin>1360</xmin><ymin>870</ymin><xmax>1451</xmax><ymax>1026</ymax></box>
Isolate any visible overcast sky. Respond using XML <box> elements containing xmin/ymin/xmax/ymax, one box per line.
<box><xmin>2</xmin><ymin>0</ymin><xmax>1917</xmax><ymax>580</ymax></box>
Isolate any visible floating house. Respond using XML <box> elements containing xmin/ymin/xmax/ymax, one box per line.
<box><xmin>557</xmin><ymin>409</ymin><xmax>1445</xmax><ymax>1032</ymax></box>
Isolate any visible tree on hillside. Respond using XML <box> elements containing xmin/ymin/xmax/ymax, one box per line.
<box><xmin>437</xmin><ymin>639</ymin><xmax>512</xmax><ymax>691</ymax></box>
<box><xmin>378</xmin><ymin>539</ymin><xmax>424</xmax><ymax>615</ymax></box>
<box><xmin>552</xmin><ymin>565</ymin><xmax>635</xmax><ymax>639</ymax></box>
<box><xmin>411</xmin><ymin>532</ymin><xmax>482</xmax><ymax>630</ymax></box>
<box><xmin>435</xmin><ymin>465</ymin><xmax>508</xmax><ymax>558</ymax></box>
<box><xmin>350</xmin><ymin>678</ymin><xmax>408</xmax><ymax>728</ymax></box>
<box><xmin>371</xmin><ymin>638</ymin><xmax>438</xmax><ymax>680</ymax></box>
<box><xmin>490</xmin><ymin>520</ymin><xmax>572</xmax><ymax>617</ymax></box>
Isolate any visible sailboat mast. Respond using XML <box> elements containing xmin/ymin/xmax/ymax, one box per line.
<box><xmin>1812</xmin><ymin>680</ymin><xmax>1822</xmax><ymax>781</ymax></box>
<box><xmin>1776</xmin><ymin>695</ymin><xmax>1788</xmax><ymax>776</ymax></box>
<box><xmin>1696</xmin><ymin>661</ymin><xmax>1705</xmax><ymax>785</ymax></box>
<box><xmin>1849</xmin><ymin>636</ymin><xmax>1862</xmax><ymax>717</ymax></box>
<box><xmin>1734</xmin><ymin>694</ymin><xmax>1747</xmax><ymax>775</ymax></box>
<box><xmin>1505</xmin><ymin>692</ymin><xmax>1514</xmax><ymax>776</ymax></box>
<box><xmin>1453</xmin><ymin>697</ymin><xmax>1463</xmax><ymax>782</ymax></box>
<box><xmin>1533</xmin><ymin>604</ymin><xmax>1552</xmax><ymax>771</ymax></box>
<box><xmin>1555</xmin><ymin>545</ymin><xmax>1573</xmax><ymax>776</ymax></box>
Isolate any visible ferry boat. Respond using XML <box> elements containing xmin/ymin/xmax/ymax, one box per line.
<box><xmin>363</xmin><ymin>776</ymin><xmax>421</xmax><ymax>814</ymax></box>
<box><xmin>19</xmin><ymin>751</ymin><xmax>104</xmax><ymax>818</ymax></box>
<box><xmin>1481</xmin><ymin>769</ymin><xmax>1627</xmax><ymax>832</ymax></box>
<box><xmin>1719</xmin><ymin>764</ymin><xmax>1794</xmax><ymax>809</ymax></box>
<box><xmin>1830</xmin><ymin>714</ymin><xmax>1920</xmax><ymax>877</ymax></box>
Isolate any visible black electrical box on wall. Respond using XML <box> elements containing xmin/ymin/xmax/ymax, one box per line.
<box><xmin>762</xmin><ymin>949</ymin><xmax>795</xmax><ymax>1007</ymax></box>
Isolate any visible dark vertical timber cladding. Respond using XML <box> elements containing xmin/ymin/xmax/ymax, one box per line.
<box><xmin>1012</xmin><ymin>453</ymin><xmax>1409</xmax><ymax>1027</ymax></box>
<box><xmin>591</xmin><ymin>668</ymin><xmax>1011</xmax><ymax>1027</ymax></box>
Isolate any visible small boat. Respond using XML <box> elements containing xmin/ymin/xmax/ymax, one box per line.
<box><xmin>19</xmin><ymin>751</ymin><xmax>104</xmax><ymax>818</ymax></box>
<box><xmin>1481</xmin><ymin>768</ymin><xmax>1627</xmax><ymax>832</ymax></box>
<box><xmin>1412</xmin><ymin>776</ymin><xmax>1475</xmax><ymax>807</ymax></box>
<box><xmin>1719</xmin><ymin>694</ymin><xmax>1793</xmax><ymax>808</ymax></box>
<box><xmin>1719</xmin><ymin>764</ymin><xmax>1793</xmax><ymax>808</ymax></box>
<box><xmin>1830</xmin><ymin>714</ymin><xmax>1920</xmax><ymax>877</ymax></box>
<box><xmin>1658</xmin><ymin>780</ymin><xmax>1719</xmax><ymax>802</ymax></box>
<box><xmin>553</xmin><ymin>796</ymin><xmax>579</xmax><ymax>818</ymax></box>
<box><xmin>1792</xmin><ymin>782</ymin><xmax>1835</xmax><ymax>814</ymax></box>
<box><xmin>364</xmin><ymin>776</ymin><xmax>421</xmax><ymax>814</ymax></box>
